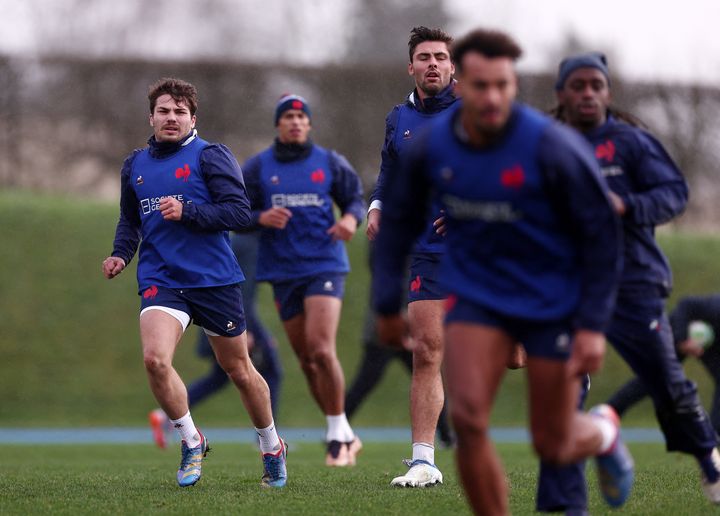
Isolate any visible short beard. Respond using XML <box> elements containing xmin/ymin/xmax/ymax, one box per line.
<box><xmin>419</xmin><ymin>81</ymin><xmax>445</xmax><ymax>98</ymax></box>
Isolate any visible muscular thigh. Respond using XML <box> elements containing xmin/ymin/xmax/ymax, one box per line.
<box><xmin>304</xmin><ymin>295</ymin><xmax>342</xmax><ymax>348</ymax></box>
<box><xmin>407</xmin><ymin>299</ymin><xmax>445</xmax><ymax>353</ymax></box>
<box><xmin>527</xmin><ymin>356</ymin><xmax>578</xmax><ymax>440</ymax></box>
<box><xmin>444</xmin><ymin>322</ymin><xmax>514</xmax><ymax>422</ymax></box>
<box><xmin>140</xmin><ymin>310</ymin><xmax>185</xmax><ymax>359</ymax></box>
<box><xmin>208</xmin><ymin>331</ymin><xmax>251</xmax><ymax>367</ymax></box>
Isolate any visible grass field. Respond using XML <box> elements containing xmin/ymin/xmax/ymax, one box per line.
<box><xmin>2</xmin><ymin>190</ymin><xmax>720</xmax><ymax>429</ymax></box>
<box><xmin>3</xmin><ymin>191</ymin><xmax>720</xmax><ymax>514</ymax></box>
<box><xmin>0</xmin><ymin>442</ymin><xmax>712</xmax><ymax>515</ymax></box>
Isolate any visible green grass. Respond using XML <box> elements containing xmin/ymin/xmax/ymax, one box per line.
<box><xmin>0</xmin><ymin>442</ymin><xmax>711</xmax><ymax>515</ymax></box>
<box><xmin>2</xmin><ymin>190</ymin><xmax>720</xmax><ymax>429</ymax></box>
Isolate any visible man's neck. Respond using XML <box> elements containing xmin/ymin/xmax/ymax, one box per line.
<box><xmin>456</xmin><ymin>111</ymin><xmax>505</xmax><ymax>148</ymax></box>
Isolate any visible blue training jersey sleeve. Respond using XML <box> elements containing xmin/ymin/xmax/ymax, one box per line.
<box><xmin>369</xmin><ymin>106</ymin><xmax>401</xmax><ymax>207</ymax></box>
<box><xmin>539</xmin><ymin>123</ymin><xmax>623</xmax><ymax>332</ymax></box>
<box><xmin>622</xmin><ymin>130</ymin><xmax>688</xmax><ymax>226</ymax></box>
<box><xmin>329</xmin><ymin>150</ymin><xmax>366</xmax><ymax>225</ymax></box>
<box><xmin>242</xmin><ymin>153</ymin><xmax>264</xmax><ymax>228</ymax></box>
<box><xmin>372</xmin><ymin>129</ymin><xmax>432</xmax><ymax>315</ymax></box>
<box><xmin>178</xmin><ymin>143</ymin><xmax>252</xmax><ymax>232</ymax></box>
<box><xmin>112</xmin><ymin>151</ymin><xmax>142</xmax><ymax>264</ymax></box>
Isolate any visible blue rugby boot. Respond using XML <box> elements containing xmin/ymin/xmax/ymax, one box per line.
<box><xmin>177</xmin><ymin>431</ymin><xmax>210</xmax><ymax>487</ymax></box>
<box><xmin>261</xmin><ymin>438</ymin><xmax>288</xmax><ymax>488</ymax></box>
<box><xmin>590</xmin><ymin>404</ymin><xmax>634</xmax><ymax>507</ymax></box>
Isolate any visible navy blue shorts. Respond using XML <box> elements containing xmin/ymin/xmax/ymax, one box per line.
<box><xmin>272</xmin><ymin>273</ymin><xmax>346</xmax><ymax>321</ymax></box>
<box><xmin>139</xmin><ymin>283</ymin><xmax>246</xmax><ymax>337</ymax></box>
<box><xmin>445</xmin><ymin>295</ymin><xmax>572</xmax><ymax>360</ymax></box>
<box><xmin>408</xmin><ymin>254</ymin><xmax>446</xmax><ymax>303</ymax></box>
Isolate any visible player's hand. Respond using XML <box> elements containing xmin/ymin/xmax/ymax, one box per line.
<box><xmin>608</xmin><ymin>191</ymin><xmax>626</xmax><ymax>216</ymax></box>
<box><xmin>433</xmin><ymin>215</ymin><xmax>447</xmax><ymax>236</ymax></box>
<box><xmin>327</xmin><ymin>213</ymin><xmax>357</xmax><ymax>241</ymax></box>
<box><xmin>678</xmin><ymin>339</ymin><xmax>706</xmax><ymax>358</ymax></box>
<box><xmin>102</xmin><ymin>256</ymin><xmax>126</xmax><ymax>279</ymax></box>
<box><xmin>259</xmin><ymin>207</ymin><xmax>292</xmax><ymax>229</ymax></box>
<box><xmin>567</xmin><ymin>329</ymin><xmax>606</xmax><ymax>375</ymax></box>
<box><xmin>159</xmin><ymin>197</ymin><xmax>183</xmax><ymax>221</ymax></box>
<box><xmin>366</xmin><ymin>208</ymin><xmax>381</xmax><ymax>241</ymax></box>
<box><xmin>377</xmin><ymin>314</ymin><xmax>412</xmax><ymax>350</ymax></box>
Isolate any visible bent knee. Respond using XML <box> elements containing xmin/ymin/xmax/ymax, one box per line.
<box><xmin>301</xmin><ymin>347</ymin><xmax>336</xmax><ymax>368</ymax></box>
<box><xmin>143</xmin><ymin>353</ymin><xmax>172</xmax><ymax>375</ymax></box>
<box><xmin>221</xmin><ymin>359</ymin><xmax>254</xmax><ymax>387</ymax></box>
<box><xmin>450</xmin><ymin>402</ymin><xmax>489</xmax><ymax>439</ymax></box>
<box><xmin>412</xmin><ymin>338</ymin><xmax>443</xmax><ymax>368</ymax></box>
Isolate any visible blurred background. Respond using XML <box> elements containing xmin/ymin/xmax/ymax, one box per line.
<box><xmin>2</xmin><ymin>0</ymin><xmax>720</xmax><ymax>432</ymax></box>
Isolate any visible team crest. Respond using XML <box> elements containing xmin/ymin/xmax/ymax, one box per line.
<box><xmin>310</xmin><ymin>169</ymin><xmax>325</xmax><ymax>183</ymax></box>
<box><xmin>175</xmin><ymin>163</ymin><xmax>191</xmax><ymax>182</ymax></box>
<box><xmin>595</xmin><ymin>140</ymin><xmax>616</xmax><ymax>162</ymax></box>
<box><xmin>500</xmin><ymin>165</ymin><xmax>525</xmax><ymax>189</ymax></box>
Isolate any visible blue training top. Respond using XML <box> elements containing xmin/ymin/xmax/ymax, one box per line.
<box><xmin>371</xmin><ymin>84</ymin><xmax>458</xmax><ymax>256</ymax></box>
<box><xmin>111</xmin><ymin>130</ymin><xmax>250</xmax><ymax>292</ymax></box>
<box><xmin>244</xmin><ymin>139</ymin><xmax>365</xmax><ymax>282</ymax></box>
<box><xmin>373</xmin><ymin>102</ymin><xmax>623</xmax><ymax>332</ymax></box>
<box><xmin>582</xmin><ymin>114</ymin><xmax>688</xmax><ymax>298</ymax></box>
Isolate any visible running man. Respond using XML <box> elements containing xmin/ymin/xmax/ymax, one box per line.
<box><xmin>553</xmin><ymin>52</ymin><xmax>720</xmax><ymax>503</ymax></box>
<box><xmin>149</xmin><ymin>230</ymin><xmax>283</xmax><ymax>448</ymax></box>
<box><xmin>367</xmin><ymin>25</ymin><xmax>458</xmax><ymax>487</ymax></box>
<box><xmin>373</xmin><ymin>30</ymin><xmax>633</xmax><ymax>514</ymax></box>
<box><xmin>608</xmin><ymin>294</ymin><xmax>720</xmax><ymax>435</ymax></box>
<box><xmin>244</xmin><ymin>94</ymin><xmax>365</xmax><ymax>466</ymax></box>
<box><xmin>103</xmin><ymin>78</ymin><xmax>287</xmax><ymax>488</ymax></box>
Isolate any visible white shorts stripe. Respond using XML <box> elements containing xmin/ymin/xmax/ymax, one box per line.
<box><xmin>140</xmin><ymin>306</ymin><xmax>191</xmax><ymax>331</ymax></box>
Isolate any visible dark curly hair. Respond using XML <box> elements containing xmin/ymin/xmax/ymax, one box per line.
<box><xmin>451</xmin><ymin>29</ymin><xmax>522</xmax><ymax>73</ymax></box>
<box><xmin>148</xmin><ymin>78</ymin><xmax>198</xmax><ymax>116</ymax></box>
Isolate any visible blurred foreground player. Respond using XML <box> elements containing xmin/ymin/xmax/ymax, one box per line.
<box><xmin>373</xmin><ymin>30</ymin><xmax>632</xmax><ymax>514</ymax></box>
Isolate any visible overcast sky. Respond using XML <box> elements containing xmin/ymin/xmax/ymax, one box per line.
<box><xmin>451</xmin><ymin>0</ymin><xmax>720</xmax><ymax>85</ymax></box>
<box><xmin>1</xmin><ymin>0</ymin><xmax>717</xmax><ymax>85</ymax></box>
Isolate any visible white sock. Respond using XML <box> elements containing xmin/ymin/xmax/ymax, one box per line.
<box><xmin>326</xmin><ymin>413</ymin><xmax>354</xmax><ymax>442</ymax></box>
<box><xmin>255</xmin><ymin>420</ymin><xmax>281</xmax><ymax>454</ymax></box>
<box><xmin>170</xmin><ymin>411</ymin><xmax>201</xmax><ymax>448</ymax></box>
<box><xmin>594</xmin><ymin>416</ymin><xmax>618</xmax><ymax>454</ymax></box>
<box><xmin>412</xmin><ymin>442</ymin><xmax>435</xmax><ymax>464</ymax></box>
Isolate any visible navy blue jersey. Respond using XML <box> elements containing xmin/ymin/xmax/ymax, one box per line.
<box><xmin>244</xmin><ymin>140</ymin><xmax>365</xmax><ymax>282</ymax></box>
<box><xmin>111</xmin><ymin>130</ymin><xmax>251</xmax><ymax>292</ymax></box>
<box><xmin>371</xmin><ymin>85</ymin><xmax>458</xmax><ymax>256</ymax></box>
<box><xmin>373</xmin><ymin>102</ymin><xmax>622</xmax><ymax>332</ymax></box>
<box><xmin>584</xmin><ymin>115</ymin><xmax>688</xmax><ymax>297</ymax></box>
